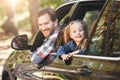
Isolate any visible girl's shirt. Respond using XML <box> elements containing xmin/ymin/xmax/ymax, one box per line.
<box><xmin>57</xmin><ymin>40</ymin><xmax>85</xmax><ymax>57</ymax></box>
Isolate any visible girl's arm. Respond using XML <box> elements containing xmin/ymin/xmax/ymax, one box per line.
<box><xmin>68</xmin><ymin>50</ymin><xmax>79</xmax><ymax>56</ymax></box>
<box><xmin>57</xmin><ymin>41</ymin><xmax>73</xmax><ymax>56</ymax></box>
<box><xmin>57</xmin><ymin>41</ymin><xmax>73</xmax><ymax>60</ymax></box>
<box><xmin>68</xmin><ymin>49</ymin><xmax>86</xmax><ymax>56</ymax></box>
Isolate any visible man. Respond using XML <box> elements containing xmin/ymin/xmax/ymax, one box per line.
<box><xmin>31</xmin><ymin>7</ymin><xmax>60</xmax><ymax>66</ymax></box>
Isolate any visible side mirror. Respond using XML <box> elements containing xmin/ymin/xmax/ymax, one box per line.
<box><xmin>11</xmin><ymin>34</ymin><xmax>30</xmax><ymax>50</ymax></box>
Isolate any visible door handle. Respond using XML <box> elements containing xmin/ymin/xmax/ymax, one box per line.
<box><xmin>77</xmin><ymin>66</ymin><xmax>92</xmax><ymax>76</ymax></box>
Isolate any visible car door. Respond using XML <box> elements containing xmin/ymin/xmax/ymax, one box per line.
<box><xmin>45</xmin><ymin>0</ymin><xmax>107</xmax><ymax>80</ymax></box>
<box><xmin>72</xmin><ymin>0</ymin><xmax>120</xmax><ymax>80</ymax></box>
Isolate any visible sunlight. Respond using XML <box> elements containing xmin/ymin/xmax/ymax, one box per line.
<box><xmin>8</xmin><ymin>0</ymin><xmax>18</xmax><ymax>9</ymax></box>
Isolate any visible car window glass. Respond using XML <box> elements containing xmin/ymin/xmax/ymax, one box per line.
<box><xmin>106</xmin><ymin>1</ymin><xmax>120</xmax><ymax>57</ymax></box>
<box><xmin>83</xmin><ymin>10</ymin><xmax>100</xmax><ymax>36</ymax></box>
<box><xmin>88</xmin><ymin>0</ymin><xmax>120</xmax><ymax>57</ymax></box>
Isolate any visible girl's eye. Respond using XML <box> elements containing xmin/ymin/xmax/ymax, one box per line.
<box><xmin>79</xmin><ymin>29</ymin><xmax>83</xmax><ymax>32</ymax></box>
<box><xmin>73</xmin><ymin>31</ymin><xmax>76</xmax><ymax>33</ymax></box>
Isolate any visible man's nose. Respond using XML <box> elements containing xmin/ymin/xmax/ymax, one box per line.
<box><xmin>41</xmin><ymin>24</ymin><xmax>47</xmax><ymax>30</ymax></box>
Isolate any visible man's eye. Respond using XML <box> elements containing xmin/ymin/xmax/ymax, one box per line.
<box><xmin>45</xmin><ymin>22</ymin><xmax>49</xmax><ymax>25</ymax></box>
<box><xmin>39</xmin><ymin>24</ymin><xmax>42</xmax><ymax>27</ymax></box>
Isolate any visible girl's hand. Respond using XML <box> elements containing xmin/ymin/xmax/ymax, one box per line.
<box><xmin>61</xmin><ymin>54</ymin><xmax>71</xmax><ymax>61</ymax></box>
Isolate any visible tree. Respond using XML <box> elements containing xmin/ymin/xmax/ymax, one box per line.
<box><xmin>28</xmin><ymin>0</ymin><xmax>39</xmax><ymax>36</ymax></box>
<box><xmin>1</xmin><ymin>0</ymin><xmax>18</xmax><ymax>36</ymax></box>
<box><xmin>39</xmin><ymin>0</ymin><xmax>64</xmax><ymax>9</ymax></box>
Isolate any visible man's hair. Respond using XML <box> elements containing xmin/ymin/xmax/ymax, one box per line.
<box><xmin>37</xmin><ymin>7</ymin><xmax>57</xmax><ymax>22</ymax></box>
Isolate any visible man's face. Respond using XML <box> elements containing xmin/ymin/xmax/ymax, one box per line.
<box><xmin>38</xmin><ymin>13</ymin><xmax>57</xmax><ymax>38</ymax></box>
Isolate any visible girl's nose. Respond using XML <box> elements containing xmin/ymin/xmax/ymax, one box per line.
<box><xmin>77</xmin><ymin>31</ymin><xmax>81</xmax><ymax>34</ymax></box>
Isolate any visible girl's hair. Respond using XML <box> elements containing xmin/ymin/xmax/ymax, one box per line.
<box><xmin>63</xmin><ymin>20</ymin><xmax>88</xmax><ymax>49</ymax></box>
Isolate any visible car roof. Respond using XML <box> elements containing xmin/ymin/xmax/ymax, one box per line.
<box><xmin>56</xmin><ymin>0</ymin><xmax>106</xmax><ymax>22</ymax></box>
<box><xmin>56</xmin><ymin>0</ymin><xmax>106</xmax><ymax>10</ymax></box>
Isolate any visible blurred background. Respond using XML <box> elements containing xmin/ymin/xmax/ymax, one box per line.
<box><xmin>0</xmin><ymin>0</ymin><xmax>65</xmax><ymax>37</ymax></box>
<box><xmin>0</xmin><ymin>0</ymin><xmax>64</xmax><ymax>78</ymax></box>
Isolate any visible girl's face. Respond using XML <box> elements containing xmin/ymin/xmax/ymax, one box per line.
<box><xmin>70</xmin><ymin>23</ymin><xmax>85</xmax><ymax>45</ymax></box>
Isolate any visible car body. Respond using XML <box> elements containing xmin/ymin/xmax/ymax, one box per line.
<box><xmin>2</xmin><ymin>0</ymin><xmax>120</xmax><ymax>80</ymax></box>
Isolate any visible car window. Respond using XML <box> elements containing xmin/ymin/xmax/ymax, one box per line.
<box><xmin>56</xmin><ymin>1</ymin><xmax>105</xmax><ymax>49</ymax></box>
<box><xmin>60</xmin><ymin>1</ymin><xmax>105</xmax><ymax>25</ymax></box>
<box><xmin>83</xmin><ymin>10</ymin><xmax>100</xmax><ymax>36</ymax></box>
<box><xmin>88</xmin><ymin>0</ymin><xmax>120</xmax><ymax>57</ymax></box>
<box><xmin>73</xmin><ymin>1</ymin><xmax>104</xmax><ymax>36</ymax></box>
<box><xmin>56</xmin><ymin>2</ymin><xmax>73</xmax><ymax>23</ymax></box>
<box><xmin>83</xmin><ymin>11</ymin><xmax>99</xmax><ymax>26</ymax></box>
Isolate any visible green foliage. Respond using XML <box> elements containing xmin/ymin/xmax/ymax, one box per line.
<box><xmin>39</xmin><ymin>0</ymin><xmax>65</xmax><ymax>9</ymax></box>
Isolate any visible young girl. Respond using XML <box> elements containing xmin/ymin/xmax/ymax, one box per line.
<box><xmin>57</xmin><ymin>20</ymin><xmax>88</xmax><ymax>63</ymax></box>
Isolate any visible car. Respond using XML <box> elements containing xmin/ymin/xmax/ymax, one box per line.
<box><xmin>2</xmin><ymin>0</ymin><xmax>120</xmax><ymax>80</ymax></box>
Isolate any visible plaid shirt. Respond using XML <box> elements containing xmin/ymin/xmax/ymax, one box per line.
<box><xmin>31</xmin><ymin>26</ymin><xmax>60</xmax><ymax>64</ymax></box>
